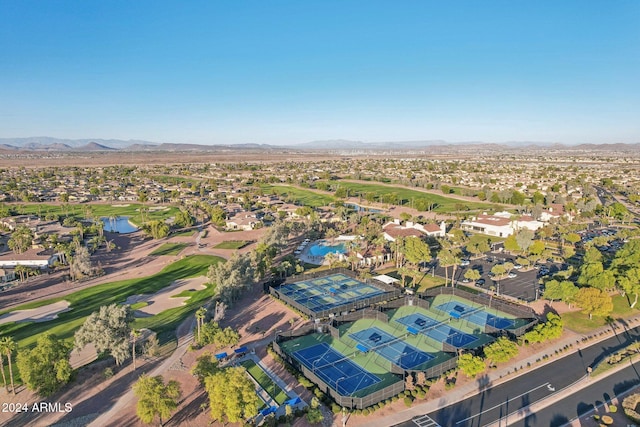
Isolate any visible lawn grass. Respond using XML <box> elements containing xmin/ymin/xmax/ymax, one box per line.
<box><xmin>11</xmin><ymin>203</ymin><xmax>178</xmax><ymax>225</ymax></box>
<box><xmin>261</xmin><ymin>185</ymin><xmax>336</xmax><ymax>208</ymax></box>
<box><xmin>562</xmin><ymin>294</ymin><xmax>639</xmax><ymax>334</ymax></box>
<box><xmin>213</xmin><ymin>240</ymin><xmax>250</xmax><ymax>249</ymax></box>
<box><xmin>0</xmin><ymin>255</ymin><xmax>222</xmax><ymax>350</ymax></box>
<box><xmin>150</xmin><ymin>243</ymin><xmax>188</xmax><ymax>256</ymax></box>
<box><xmin>171</xmin><ymin>229</ymin><xmax>196</xmax><ymax>237</ymax></box>
<box><xmin>317</xmin><ymin>180</ymin><xmax>501</xmax><ymax>213</ymax></box>
<box><xmin>130</xmin><ymin>301</ymin><xmax>148</xmax><ymax>310</ymax></box>
<box><xmin>240</xmin><ymin>359</ymin><xmax>289</xmax><ymax>405</ymax></box>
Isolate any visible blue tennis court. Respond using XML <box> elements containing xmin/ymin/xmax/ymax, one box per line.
<box><xmin>435</xmin><ymin>302</ymin><xmax>515</xmax><ymax>329</ymax></box>
<box><xmin>395</xmin><ymin>313</ymin><xmax>478</xmax><ymax>348</ymax></box>
<box><xmin>278</xmin><ymin>273</ymin><xmax>387</xmax><ymax>313</ymax></box>
<box><xmin>293</xmin><ymin>343</ymin><xmax>380</xmax><ymax>395</ymax></box>
<box><xmin>349</xmin><ymin>327</ymin><xmax>434</xmax><ymax>369</ymax></box>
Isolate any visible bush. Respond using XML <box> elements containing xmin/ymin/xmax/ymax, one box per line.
<box><xmin>417</xmin><ymin>390</ymin><xmax>426</xmax><ymax>399</ymax></box>
<box><xmin>404</xmin><ymin>396</ymin><xmax>414</xmax><ymax>407</ymax></box>
<box><xmin>103</xmin><ymin>367</ymin><xmax>114</xmax><ymax>379</ymax></box>
<box><xmin>608</xmin><ymin>404</ymin><xmax>617</xmax><ymax>413</ymax></box>
<box><xmin>331</xmin><ymin>403</ymin><xmax>341</xmax><ymax>414</ymax></box>
<box><xmin>362</xmin><ymin>408</ymin><xmax>370</xmax><ymax>416</ymax></box>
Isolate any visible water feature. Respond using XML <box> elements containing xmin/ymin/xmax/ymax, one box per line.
<box><xmin>345</xmin><ymin>203</ymin><xmax>382</xmax><ymax>213</ymax></box>
<box><xmin>101</xmin><ymin>217</ymin><xmax>138</xmax><ymax>234</ymax></box>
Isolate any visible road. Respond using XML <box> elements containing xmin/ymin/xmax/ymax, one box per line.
<box><xmin>511</xmin><ymin>360</ymin><xmax>640</xmax><ymax>427</ymax></box>
<box><xmin>395</xmin><ymin>323</ymin><xmax>640</xmax><ymax>427</ymax></box>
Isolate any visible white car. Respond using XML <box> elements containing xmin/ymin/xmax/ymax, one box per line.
<box><xmin>507</xmin><ymin>273</ymin><xmax>517</xmax><ymax>278</ymax></box>
<box><xmin>460</xmin><ymin>260</ymin><xmax>470</xmax><ymax>266</ymax></box>
<box><xmin>513</xmin><ymin>264</ymin><xmax>522</xmax><ymax>269</ymax></box>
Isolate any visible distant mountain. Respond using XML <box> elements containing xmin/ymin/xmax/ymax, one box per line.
<box><xmin>0</xmin><ymin>137</ymin><xmax>637</xmax><ymax>153</ymax></box>
<box><xmin>0</xmin><ymin>137</ymin><xmax>157</xmax><ymax>150</ymax></box>
<box><xmin>78</xmin><ymin>142</ymin><xmax>116</xmax><ymax>151</ymax></box>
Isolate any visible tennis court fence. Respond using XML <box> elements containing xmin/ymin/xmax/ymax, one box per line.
<box><xmin>273</xmin><ymin>341</ymin><xmax>405</xmax><ymax>409</ymax></box>
<box><xmin>331</xmin><ymin>309</ymin><xmax>389</xmax><ymax>325</ymax></box>
<box><xmin>422</xmin><ymin>287</ymin><xmax>536</xmax><ymax>318</ymax></box>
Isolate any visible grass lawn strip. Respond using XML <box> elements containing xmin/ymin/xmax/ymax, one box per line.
<box><xmin>562</xmin><ymin>295</ymin><xmax>638</xmax><ymax>334</ymax></box>
<box><xmin>150</xmin><ymin>243</ymin><xmax>189</xmax><ymax>256</ymax></box>
<box><xmin>260</xmin><ymin>184</ymin><xmax>336</xmax><ymax>208</ymax></box>
<box><xmin>318</xmin><ymin>180</ymin><xmax>501</xmax><ymax>213</ymax></box>
<box><xmin>213</xmin><ymin>240</ymin><xmax>250</xmax><ymax>249</ymax></box>
<box><xmin>240</xmin><ymin>359</ymin><xmax>289</xmax><ymax>405</ymax></box>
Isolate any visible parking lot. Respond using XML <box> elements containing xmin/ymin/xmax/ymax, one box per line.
<box><xmin>428</xmin><ymin>252</ymin><xmax>566</xmax><ymax>302</ymax></box>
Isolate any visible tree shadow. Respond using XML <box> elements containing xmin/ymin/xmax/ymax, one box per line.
<box><xmin>431</xmin><ymin>396</ymin><xmax>472</xmax><ymax>427</ymax></box>
<box><xmin>549</xmin><ymin>413</ymin><xmax>570</xmax><ymax>427</ymax></box>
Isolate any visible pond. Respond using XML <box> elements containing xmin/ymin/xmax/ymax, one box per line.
<box><xmin>101</xmin><ymin>216</ymin><xmax>139</xmax><ymax>234</ymax></box>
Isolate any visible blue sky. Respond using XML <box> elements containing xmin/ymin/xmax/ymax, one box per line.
<box><xmin>1</xmin><ymin>1</ymin><xmax>639</xmax><ymax>145</ymax></box>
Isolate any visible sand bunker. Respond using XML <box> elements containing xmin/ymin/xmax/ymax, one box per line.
<box><xmin>0</xmin><ymin>300</ymin><xmax>71</xmax><ymax>325</ymax></box>
<box><xmin>125</xmin><ymin>276</ymin><xmax>208</xmax><ymax>316</ymax></box>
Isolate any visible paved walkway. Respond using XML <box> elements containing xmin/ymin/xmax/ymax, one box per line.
<box><xmin>365</xmin><ymin>315</ymin><xmax>640</xmax><ymax>427</ymax></box>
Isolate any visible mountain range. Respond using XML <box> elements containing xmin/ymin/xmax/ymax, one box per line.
<box><xmin>0</xmin><ymin>137</ymin><xmax>638</xmax><ymax>152</ymax></box>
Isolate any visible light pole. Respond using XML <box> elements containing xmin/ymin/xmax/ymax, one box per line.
<box><xmin>312</xmin><ymin>358</ymin><xmax>321</xmax><ymax>372</ymax></box>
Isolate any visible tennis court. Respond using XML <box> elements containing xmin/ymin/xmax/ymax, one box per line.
<box><xmin>435</xmin><ymin>301</ymin><xmax>515</xmax><ymax>329</ymax></box>
<box><xmin>395</xmin><ymin>313</ymin><xmax>479</xmax><ymax>348</ymax></box>
<box><xmin>278</xmin><ymin>273</ymin><xmax>386</xmax><ymax>313</ymax></box>
<box><xmin>293</xmin><ymin>343</ymin><xmax>381</xmax><ymax>395</ymax></box>
<box><xmin>349</xmin><ymin>327</ymin><xmax>434</xmax><ymax>370</ymax></box>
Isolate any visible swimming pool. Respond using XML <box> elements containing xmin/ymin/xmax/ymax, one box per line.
<box><xmin>308</xmin><ymin>240</ymin><xmax>347</xmax><ymax>257</ymax></box>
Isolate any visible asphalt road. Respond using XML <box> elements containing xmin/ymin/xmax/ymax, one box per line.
<box><xmin>512</xmin><ymin>360</ymin><xmax>640</xmax><ymax>427</ymax></box>
<box><xmin>395</xmin><ymin>323</ymin><xmax>640</xmax><ymax>427</ymax></box>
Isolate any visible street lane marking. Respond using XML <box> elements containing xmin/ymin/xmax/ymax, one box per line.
<box><xmin>455</xmin><ymin>382</ymin><xmax>550</xmax><ymax>424</ymax></box>
<box><xmin>414</xmin><ymin>414</ymin><xmax>441</xmax><ymax>427</ymax></box>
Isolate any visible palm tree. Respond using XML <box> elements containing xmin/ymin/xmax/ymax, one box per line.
<box><xmin>0</xmin><ymin>337</ymin><xmax>16</xmax><ymax>394</ymax></box>
<box><xmin>195</xmin><ymin>307</ymin><xmax>207</xmax><ymax>343</ymax></box>
<box><xmin>131</xmin><ymin>329</ymin><xmax>141</xmax><ymax>370</ymax></box>
<box><xmin>0</xmin><ymin>350</ymin><xmax>6</xmax><ymax>393</ymax></box>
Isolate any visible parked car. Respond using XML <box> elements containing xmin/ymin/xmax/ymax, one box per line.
<box><xmin>460</xmin><ymin>260</ymin><xmax>470</xmax><ymax>266</ymax></box>
<box><xmin>513</xmin><ymin>264</ymin><xmax>522</xmax><ymax>269</ymax></box>
<box><xmin>476</xmin><ymin>278</ymin><xmax>485</xmax><ymax>286</ymax></box>
<box><xmin>507</xmin><ymin>272</ymin><xmax>517</xmax><ymax>278</ymax></box>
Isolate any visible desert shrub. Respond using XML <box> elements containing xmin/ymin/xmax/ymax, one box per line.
<box><xmin>362</xmin><ymin>408</ymin><xmax>370</xmax><ymax>416</ymax></box>
<box><xmin>103</xmin><ymin>367</ymin><xmax>114</xmax><ymax>379</ymax></box>
<box><xmin>609</xmin><ymin>405</ymin><xmax>617</xmax><ymax>413</ymax></box>
<box><xmin>622</xmin><ymin>393</ymin><xmax>640</xmax><ymax>423</ymax></box>
<box><xmin>331</xmin><ymin>403</ymin><xmax>341</xmax><ymax>414</ymax></box>
<box><xmin>404</xmin><ymin>396</ymin><xmax>414</xmax><ymax>407</ymax></box>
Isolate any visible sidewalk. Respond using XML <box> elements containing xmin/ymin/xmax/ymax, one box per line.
<box><xmin>365</xmin><ymin>315</ymin><xmax>640</xmax><ymax>427</ymax></box>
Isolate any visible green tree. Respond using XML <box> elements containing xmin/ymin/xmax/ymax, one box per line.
<box><xmin>205</xmin><ymin>367</ymin><xmax>261</xmax><ymax>423</ymax></box>
<box><xmin>574</xmin><ymin>288</ymin><xmax>614</xmax><ymax>320</ymax></box>
<box><xmin>578</xmin><ymin>247</ymin><xmax>615</xmax><ymax>291</ymax></box>
<box><xmin>140</xmin><ymin>219</ymin><xmax>168</xmax><ymax>239</ymax></box>
<box><xmin>306</xmin><ymin>396</ymin><xmax>324</xmax><ymax>424</ymax></box>
<box><xmin>174</xmin><ymin>209</ymin><xmax>194</xmax><ymax>228</ymax></box>
<box><xmin>503</xmin><ymin>234</ymin><xmax>520</xmax><ymax>253</ymax></box>
<box><xmin>523</xmin><ymin>312</ymin><xmax>563</xmax><ymax>344</ymax></box>
<box><xmin>466</xmin><ymin>235</ymin><xmax>490</xmax><ymax>257</ymax></box>
<box><xmin>16</xmin><ymin>334</ymin><xmax>72</xmax><ymax>396</ymax></box>
<box><xmin>457</xmin><ymin>353</ymin><xmax>485</xmax><ymax>378</ymax></box>
<box><xmin>133</xmin><ymin>374</ymin><xmax>182</xmax><ymax>426</ymax></box>
<box><xmin>610</xmin><ymin>239</ymin><xmax>640</xmax><ymax>308</ymax></box>
<box><xmin>483</xmin><ymin>337</ymin><xmax>518</xmax><ymax>367</ymax></box>
<box><xmin>491</xmin><ymin>264</ymin><xmax>507</xmax><ymax>279</ymax></box>
<box><xmin>515</xmin><ymin>229</ymin><xmax>535</xmax><ymax>255</ymax></box>
<box><xmin>191</xmin><ymin>352</ymin><xmax>220</xmax><ymax>385</ymax></box>
<box><xmin>74</xmin><ymin>304</ymin><xmax>132</xmax><ymax>366</ymax></box>
<box><xmin>464</xmin><ymin>268</ymin><xmax>481</xmax><ymax>282</ymax></box>
<box><xmin>8</xmin><ymin>225</ymin><xmax>34</xmax><ymax>254</ymax></box>
<box><xmin>403</xmin><ymin>236</ymin><xmax>432</xmax><ymax>268</ymax></box>
<box><xmin>0</xmin><ymin>337</ymin><xmax>17</xmax><ymax>394</ymax></box>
